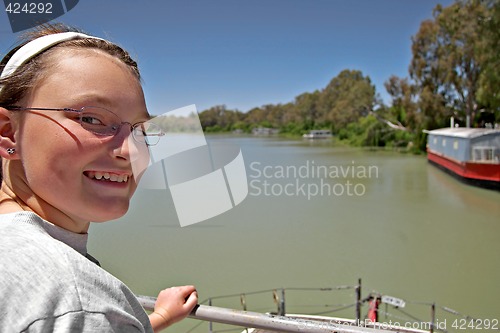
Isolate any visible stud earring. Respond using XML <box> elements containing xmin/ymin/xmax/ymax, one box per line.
<box><xmin>6</xmin><ymin>148</ymin><xmax>15</xmax><ymax>155</ymax></box>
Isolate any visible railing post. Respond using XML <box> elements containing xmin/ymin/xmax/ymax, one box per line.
<box><xmin>241</xmin><ymin>294</ymin><xmax>249</xmax><ymax>333</ymax></box>
<box><xmin>356</xmin><ymin>278</ymin><xmax>362</xmax><ymax>325</ymax></box>
<box><xmin>240</xmin><ymin>294</ymin><xmax>247</xmax><ymax>311</ymax></box>
<box><xmin>430</xmin><ymin>302</ymin><xmax>435</xmax><ymax>333</ymax></box>
<box><xmin>208</xmin><ymin>298</ymin><xmax>213</xmax><ymax>333</ymax></box>
<box><xmin>279</xmin><ymin>288</ymin><xmax>286</xmax><ymax>316</ymax></box>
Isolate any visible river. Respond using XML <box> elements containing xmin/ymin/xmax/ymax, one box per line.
<box><xmin>89</xmin><ymin>135</ymin><xmax>500</xmax><ymax>332</ymax></box>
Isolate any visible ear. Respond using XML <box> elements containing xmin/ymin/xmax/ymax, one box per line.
<box><xmin>0</xmin><ymin>107</ymin><xmax>19</xmax><ymax>159</ymax></box>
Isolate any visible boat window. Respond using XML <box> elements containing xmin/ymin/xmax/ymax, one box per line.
<box><xmin>472</xmin><ymin>146</ymin><xmax>496</xmax><ymax>162</ymax></box>
<box><xmin>453</xmin><ymin>140</ymin><xmax>459</xmax><ymax>150</ymax></box>
<box><xmin>486</xmin><ymin>149</ymin><xmax>493</xmax><ymax>161</ymax></box>
<box><xmin>442</xmin><ymin>139</ymin><xmax>446</xmax><ymax>147</ymax></box>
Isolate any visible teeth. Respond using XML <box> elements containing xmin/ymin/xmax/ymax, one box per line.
<box><xmin>87</xmin><ymin>171</ymin><xmax>129</xmax><ymax>183</ymax></box>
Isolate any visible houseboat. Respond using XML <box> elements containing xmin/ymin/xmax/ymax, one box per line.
<box><xmin>252</xmin><ymin>127</ymin><xmax>280</xmax><ymax>136</ymax></box>
<box><xmin>426</xmin><ymin>127</ymin><xmax>500</xmax><ymax>190</ymax></box>
<box><xmin>302</xmin><ymin>129</ymin><xmax>332</xmax><ymax>139</ymax></box>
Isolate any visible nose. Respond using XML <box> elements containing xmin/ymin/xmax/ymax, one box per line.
<box><xmin>111</xmin><ymin>124</ymin><xmax>151</xmax><ymax>176</ymax></box>
<box><xmin>111</xmin><ymin>124</ymin><xmax>133</xmax><ymax>160</ymax></box>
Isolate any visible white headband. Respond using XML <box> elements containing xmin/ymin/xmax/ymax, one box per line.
<box><xmin>0</xmin><ymin>32</ymin><xmax>104</xmax><ymax>80</ymax></box>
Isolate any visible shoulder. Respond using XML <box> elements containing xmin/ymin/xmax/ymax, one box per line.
<box><xmin>0</xmin><ymin>212</ymin><xmax>81</xmax><ymax>279</ymax></box>
<box><xmin>0</xmin><ymin>212</ymin><xmax>152</xmax><ymax>332</ymax></box>
<box><xmin>0</xmin><ymin>212</ymin><xmax>69</xmax><ymax>268</ymax></box>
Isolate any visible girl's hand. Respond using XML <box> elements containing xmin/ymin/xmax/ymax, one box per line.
<box><xmin>149</xmin><ymin>285</ymin><xmax>198</xmax><ymax>332</ymax></box>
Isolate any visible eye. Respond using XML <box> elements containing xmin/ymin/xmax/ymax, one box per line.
<box><xmin>81</xmin><ymin>115</ymin><xmax>105</xmax><ymax>125</ymax></box>
<box><xmin>77</xmin><ymin>107</ymin><xmax>123</xmax><ymax>136</ymax></box>
<box><xmin>80</xmin><ymin>107</ymin><xmax>115</xmax><ymax>127</ymax></box>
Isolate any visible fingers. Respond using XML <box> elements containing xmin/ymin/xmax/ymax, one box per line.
<box><xmin>160</xmin><ymin>285</ymin><xmax>196</xmax><ymax>303</ymax></box>
<box><xmin>179</xmin><ymin>285</ymin><xmax>196</xmax><ymax>298</ymax></box>
<box><xmin>184</xmin><ymin>290</ymin><xmax>198</xmax><ymax>310</ymax></box>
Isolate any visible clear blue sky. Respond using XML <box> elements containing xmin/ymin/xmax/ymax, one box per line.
<box><xmin>0</xmin><ymin>0</ymin><xmax>454</xmax><ymax>115</ymax></box>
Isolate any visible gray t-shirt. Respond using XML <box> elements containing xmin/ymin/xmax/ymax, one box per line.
<box><xmin>0</xmin><ymin>211</ymin><xmax>153</xmax><ymax>332</ymax></box>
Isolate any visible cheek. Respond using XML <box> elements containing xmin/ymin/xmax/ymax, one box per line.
<box><xmin>22</xmin><ymin>145</ymin><xmax>72</xmax><ymax>190</ymax></box>
<box><xmin>128</xmin><ymin>137</ymin><xmax>151</xmax><ymax>182</ymax></box>
<box><xmin>19</xmin><ymin>129</ymin><xmax>99</xmax><ymax>183</ymax></box>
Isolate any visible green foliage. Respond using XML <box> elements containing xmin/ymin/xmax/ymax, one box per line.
<box><xmin>477</xmin><ymin>0</ymin><xmax>500</xmax><ymax>112</ymax></box>
<box><xmin>337</xmin><ymin>115</ymin><xmax>414</xmax><ymax>148</ymax></box>
<box><xmin>280</xmin><ymin>122</ymin><xmax>308</xmax><ymax>135</ymax></box>
<box><xmin>319</xmin><ymin>70</ymin><xmax>376</xmax><ymax>131</ymax></box>
<box><xmin>410</xmin><ymin>0</ymin><xmax>496</xmax><ymax>127</ymax></box>
<box><xmin>384</xmin><ymin>75</ymin><xmax>420</xmax><ymax>129</ymax></box>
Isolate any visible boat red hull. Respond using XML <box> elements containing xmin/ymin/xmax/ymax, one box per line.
<box><xmin>427</xmin><ymin>150</ymin><xmax>500</xmax><ymax>190</ymax></box>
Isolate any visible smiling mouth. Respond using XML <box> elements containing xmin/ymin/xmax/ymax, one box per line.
<box><xmin>85</xmin><ymin>171</ymin><xmax>129</xmax><ymax>183</ymax></box>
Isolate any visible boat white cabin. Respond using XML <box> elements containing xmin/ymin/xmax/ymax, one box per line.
<box><xmin>303</xmin><ymin>130</ymin><xmax>332</xmax><ymax>139</ymax></box>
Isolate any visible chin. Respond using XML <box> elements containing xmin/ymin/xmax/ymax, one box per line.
<box><xmin>90</xmin><ymin>201</ymin><xmax>130</xmax><ymax>222</ymax></box>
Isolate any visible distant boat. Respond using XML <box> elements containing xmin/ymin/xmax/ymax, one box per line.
<box><xmin>425</xmin><ymin>127</ymin><xmax>500</xmax><ymax>190</ymax></box>
<box><xmin>302</xmin><ymin>130</ymin><xmax>332</xmax><ymax>139</ymax></box>
<box><xmin>252</xmin><ymin>127</ymin><xmax>279</xmax><ymax>135</ymax></box>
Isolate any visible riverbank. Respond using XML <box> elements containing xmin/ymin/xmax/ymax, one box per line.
<box><xmin>223</xmin><ymin>131</ymin><xmax>422</xmax><ymax>154</ymax></box>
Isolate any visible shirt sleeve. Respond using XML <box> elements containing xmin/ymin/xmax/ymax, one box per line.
<box><xmin>22</xmin><ymin>311</ymin><xmax>147</xmax><ymax>333</ymax></box>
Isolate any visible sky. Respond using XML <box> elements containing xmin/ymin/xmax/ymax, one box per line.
<box><xmin>0</xmin><ymin>0</ymin><xmax>455</xmax><ymax>116</ymax></box>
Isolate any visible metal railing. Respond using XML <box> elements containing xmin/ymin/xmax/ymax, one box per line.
<box><xmin>137</xmin><ymin>294</ymin><xmax>396</xmax><ymax>333</ymax></box>
<box><xmin>137</xmin><ymin>279</ymin><xmax>487</xmax><ymax>333</ymax></box>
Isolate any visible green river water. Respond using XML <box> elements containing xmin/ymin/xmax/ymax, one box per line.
<box><xmin>89</xmin><ymin>135</ymin><xmax>500</xmax><ymax>332</ymax></box>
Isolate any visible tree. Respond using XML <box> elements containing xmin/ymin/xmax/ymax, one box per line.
<box><xmin>318</xmin><ymin>69</ymin><xmax>376</xmax><ymax>130</ymax></box>
<box><xmin>199</xmin><ymin>105</ymin><xmax>243</xmax><ymax>131</ymax></box>
<box><xmin>477</xmin><ymin>0</ymin><xmax>500</xmax><ymax>114</ymax></box>
<box><xmin>410</xmin><ymin>0</ymin><xmax>491</xmax><ymax>127</ymax></box>
<box><xmin>384</xmin><ymin>75</ymin><xmax>419</xmax><ymax>129</ymax></box>
<box><xmin>292</xmin><ymin>91</ymin><xmax>321</xmax><ymax>128</ymax></box>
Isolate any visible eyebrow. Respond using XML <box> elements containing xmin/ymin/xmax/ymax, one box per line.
<box><xmin>70</xmin><ymin>93</ymin><xmax>151</xmax><ymax>121</ymax></box>
<box><xmin>71</xmin><ymin>94</ymin><xmax>122</xmax><ymax>110</ymax></box>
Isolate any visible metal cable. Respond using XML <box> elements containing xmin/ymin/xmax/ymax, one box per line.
<box><xmin>200</xmin><ymin>285</ymin><xmax>356</xmax><ymax>303</ymax></box>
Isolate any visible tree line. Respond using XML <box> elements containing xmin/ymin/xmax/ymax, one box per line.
<box><xmin>199</xmin><ymin>0</ymin><xmax>499</xmax><ymax>152</ymax></box>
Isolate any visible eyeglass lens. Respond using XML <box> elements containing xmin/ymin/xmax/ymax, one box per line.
<box><xmin>79</xmin><ymin>107</ymin><xmax>162</xmax><ymax>145</ymax></box>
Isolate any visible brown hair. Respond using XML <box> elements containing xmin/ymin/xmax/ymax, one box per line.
<box><xmin>0</xmin><ymin>23</ymin><xmax>141</xmax><ymax>107</ymax></box>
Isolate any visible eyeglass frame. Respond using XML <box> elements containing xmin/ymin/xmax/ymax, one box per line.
<box><xmin>2</xmin><ymin>105</ymin><xmax>165</xmax><ymax>146</ymax></box>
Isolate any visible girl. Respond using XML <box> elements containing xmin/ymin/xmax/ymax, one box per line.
<box><xmin>0</xmin><ymin>24</ymin><xmax>197</xmax><ymax>332</ymax></box>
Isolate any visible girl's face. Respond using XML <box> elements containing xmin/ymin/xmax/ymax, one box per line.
<box><xmin>13</xmin><ymin>49</ymin><xmax>150</xmax><ymax>230</ymax></box>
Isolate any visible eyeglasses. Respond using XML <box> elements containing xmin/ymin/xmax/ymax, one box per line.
<box><xmin>6</xmin><ymin>106</ymin><xmax>164</xmax><ymax>146</ymax></box>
